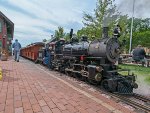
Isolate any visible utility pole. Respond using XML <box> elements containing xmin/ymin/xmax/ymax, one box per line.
<box><xmin>129</xmin><ymin>0</ymin><xmax>135</xmax><ymax>54</ymax></box>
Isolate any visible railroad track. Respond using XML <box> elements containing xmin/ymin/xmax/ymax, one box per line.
<box><xmin>56</xmin><ymin>72</ymin><xmax>150</xmax><ymax>113</ymax></box>
<box><xmin>133</xmin><ymin>93</ymin><xmax>150</xmax><ymax>103</ymax></box>
<box><xmin>110</xmin><ymin>93</ymin><xmax>150</xmax><ymax>113</ymax></box>
<box><xmin>37</xmin><ymin>64</ymin><xmax>150</xmax><ymax>113</ymax></box>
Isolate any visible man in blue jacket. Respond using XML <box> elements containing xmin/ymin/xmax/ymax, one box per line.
<box><xmin>12</xmin><ymin>39</ymin><xmax>21</xmax><ymax>62</ymax></box>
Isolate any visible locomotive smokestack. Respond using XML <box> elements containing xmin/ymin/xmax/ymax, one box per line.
<box><xmin>102</xmin><ymin>27</ymin><xmax>109</xmax><ymax>38</ymax></box>
<box><xmin>70</xmin><ymin>29</ymin><xmax>73</xmax><ymax>39</ymax></box>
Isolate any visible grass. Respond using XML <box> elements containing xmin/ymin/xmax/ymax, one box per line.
<box><xmin>119</xmin><ymin>64</ymin><xmax>150</xmax><ymax>84</ymax></box>
<box><xmin>145</xmin><ymin>76</ymin><xmax>150</xmax><ymax>83</ymax></box>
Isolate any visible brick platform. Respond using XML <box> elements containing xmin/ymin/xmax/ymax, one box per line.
<box><xmin>0</xmin><ymin>58</ymin><xmax>136</xmax><ymax>113</ymax></box>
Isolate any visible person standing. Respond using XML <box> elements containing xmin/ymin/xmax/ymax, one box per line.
<box><xmin>12</xmin><ymin>39</ymin><xmax>21</xmax><ymax>62</ymax></box>
<box><xmin>132</xmin><ymin>45</ymin><xmax>147</xmax><ymax>66</ymax></box>
<box><xmin>132</xmin><ymin>45</ymin><xmax>146</xmax><ymax>61</ymax></box>
<box><xmin>43</xmin><ymin>47</ymin><xmax>52</xmax><ymax>69</ymax></box>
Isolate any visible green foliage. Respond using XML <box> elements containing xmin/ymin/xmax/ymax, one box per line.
<box><xmin>145</xmin><ymin>76</ymin><xmax>150</xmax><ymax>84</ymax></box>
<box><xmin>133</xmin><ymin>31</ymin><xmax>150</xmax><ymax>48</ymax></box>
<box><xmin>54</xmin><ymin>26</ymin><xmax>65</xmax><ymax>40</ymax></box>
<box><xmin>77</xmin><ymin>0</ymin><xmax>150</xmax><ymax>51</ymax></box>
<box><xmin>125</xmin><ymin>30</ymin><xmax>150</xmax><ymax>49</ymax></box>
<box><xmin>119</xmin><ymin>64</ymin><xmax>150</xmax><ymax>84</ymax></box>
<box><xmin>77</xmin><ymin>26</ymin><xmax>98</xmax><ymax>40</ymax></box>
<box><xmin>78</xmin><ymin>0</ymin><xmax>128</xmax><ymax>40</ymax></box>
<box><xmin>127</xmin><ymin>18</ymin><xmax>150</xmax><ymax>32</ymax></box>
<box><xmin>124</xmin><ymin>18</ymin><xmax>150</xmax><ymax>50</ymax></box>
<box><xmin>64</xmin><ymin>33</ymin><xmax>70</xmax><ymax>41</ymax></box>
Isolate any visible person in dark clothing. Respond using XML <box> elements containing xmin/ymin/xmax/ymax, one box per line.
<box><xmin>43</xmin><ymin>47</ymin><xmax>52</xmax><ymax>69</ymax></box>
<box><xmin>132</xmin><ymin>45</ymin><xmax>146</xmax><ymax>62</ymax></box>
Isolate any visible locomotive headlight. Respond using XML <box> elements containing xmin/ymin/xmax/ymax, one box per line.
<box><xmin>96</xmin><ymin>66</ymin><xmax>103</xmax><ymax>72</ymax></box>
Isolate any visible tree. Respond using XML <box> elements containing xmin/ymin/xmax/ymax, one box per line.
<box><xmin>124</xmin><ymin>18</ymin><xmax>150</xmax><ymax>49</ymax></box>
<box><xmin>64</xmin><ymin>33</ymin><xmax>70</xmax><ymax>42</ymax></box>
<box><xmin>77</xmin><ymin>26</ymin><xmax>96</xmax><ymax>40</ymax></box>
<box><xmin>127</xmin><ymin>18</ymin><xmax>150</xmax><ymax>33</ymax></box>
<box><xmin>54</xmin><ymin>26</ymin><xmax>65</xmax><ymax>40</ymax></box>
<box><xmin>78</xmin><ymin>0</ymin><xmax>123</xmax><ymax>39</ymax></box>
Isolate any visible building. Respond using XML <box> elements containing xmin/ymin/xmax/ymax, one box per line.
<box><xmin>0</xmin><ymin>11</ymin><xmax>14</xmax><ymax>54</ymax></box>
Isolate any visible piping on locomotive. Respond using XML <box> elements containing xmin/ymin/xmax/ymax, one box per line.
<box><xmin>21</xmin><ymin>25</ymin><xmax>138</xmax><ymax>94</ymax></box>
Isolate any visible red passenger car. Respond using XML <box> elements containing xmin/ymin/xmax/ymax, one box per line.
<box><xmin>20</xmin><ymin>42</ymin><xmax>44</xmax><ymax>61</ymax></box>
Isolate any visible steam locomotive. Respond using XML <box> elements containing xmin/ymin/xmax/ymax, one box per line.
<box><xmin>21</xmin><ymin>26</ymin><xmax>138</xmax><ymax>94</ymax></box>
<box><xmin>42</xmin><ymin>26</ymin><xmax>138</xmax><ymax>94</ymax></box>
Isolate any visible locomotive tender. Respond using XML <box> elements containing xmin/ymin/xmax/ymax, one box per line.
<box><xmin>21</xmin><ymin>26</ymin><xmax>138</xmax><ymax>94</ymax></box>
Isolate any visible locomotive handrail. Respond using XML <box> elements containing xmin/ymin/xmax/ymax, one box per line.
<box><xmin>86</xmin><ymin>57</ymin><xmax>103</xmax><ymax>59</ymax></box>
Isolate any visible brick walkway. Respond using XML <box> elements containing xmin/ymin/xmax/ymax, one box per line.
<box><xmin>0</xmin><ymin>58</ymin><xmax>136</xmax><ymax>113</ymax></box>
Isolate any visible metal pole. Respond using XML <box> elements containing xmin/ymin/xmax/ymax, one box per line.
<box><xmin>129</xmin><ymin>0</ymin><xmax>135</xmax><ymax>54</ymax></box>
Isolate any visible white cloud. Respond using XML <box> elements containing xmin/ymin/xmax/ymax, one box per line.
<box><xmin>115</xmin><ymin>0</ymin><xmax>150</xmax><ymax>18</ymax></box>
<box><xmin>1</xmin><ymin>0</ymin><xmax>149</xmax><ymax>47</ymax></box>
<box><xmin>0</xmin><ymin>0</ymin><xmax>96</xmax><ymax>47</ymax></box>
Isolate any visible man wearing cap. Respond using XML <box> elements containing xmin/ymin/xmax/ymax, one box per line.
<box><xmin>132</xmin><ymin>45</ymin><xmax>147</xmax><ymax>66</ymax></box>
<box><xmin>12</xmin><ymin>39</ymin><xmax>21</xmax><ymax>62</ymax></box>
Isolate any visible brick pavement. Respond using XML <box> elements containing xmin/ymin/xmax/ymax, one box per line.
<box><xmin>0</xmin><ymin>58</ymin><xmax>136</xmax><ymax>113</ymax></box>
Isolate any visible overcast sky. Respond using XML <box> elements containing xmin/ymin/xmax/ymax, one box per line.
<box><xmin>0</xmin><ymin>0</ymin><xmax>149</xmax><ymax>47</ymax></box>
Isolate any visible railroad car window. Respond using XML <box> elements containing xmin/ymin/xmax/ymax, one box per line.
<box><xmin>0</xmin><ymin>21</ymin><xmax>2</xmax><ymax>33</ymax></box>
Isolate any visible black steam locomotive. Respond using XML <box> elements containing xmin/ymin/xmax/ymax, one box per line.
<box><xmin>41</xmin><ymin>26</ymin><xmax>138</xmax><ymax>94</ymax></box>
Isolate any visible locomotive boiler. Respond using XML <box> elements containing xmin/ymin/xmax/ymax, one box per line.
<box><xmin>63</xmin><ymin>27</ymin><xmax>120</xmax><ymax>62</ymax></box>
<box><xmin>63</xmin><ymin>36</ymin><xmax>89</xmax><ymax>56</ymax></box>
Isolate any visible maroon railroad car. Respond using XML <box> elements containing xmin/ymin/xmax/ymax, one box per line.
<box><xmin>20</xmin><ymin>42</ymin><xmax>44</xmax><ymax>61</ymax></box>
